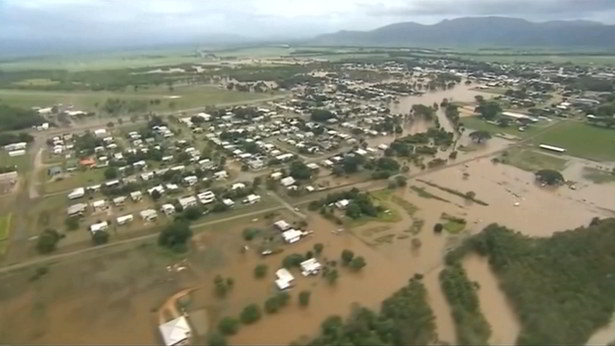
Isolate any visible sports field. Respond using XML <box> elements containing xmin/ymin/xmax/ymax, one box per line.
<box><xmin>530</xmin><ymin>121</ymin><xmax>615</xmax><ymax>162</ymax></box>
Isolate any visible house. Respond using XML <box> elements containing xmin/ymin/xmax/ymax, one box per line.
<box><xmin>243</xmin><ymin>194</ymin><xmax>261</xmax><ymax>204</ymax></box>
<box><xmin>280</xmin><ymin>176</ymin><xmax>296</xmax><ymax>187</ymax></box>
<box><xmin>87</xmin><ymin>184</ymin><xmax>101</xmax><ymax>192</ymax></box>
<box><xmin>335</xmin><ymin>199</ymin><xmax>350</xmax><ymax>209</ymax></box>
<box><xmin>67</xmin><ymin>203</ymin><xmax>87</xmax><ymax>217</ymax></box>
<box><xmin>4</xmin><ymin>142</ymin><xmax>27</xmax><ymax>151</ymax></box>
<box><xmin>213</xmin><ymin>170</ymin><xmax>228</xmax><ymax>180</ymax></box>
<box><xmin>222</xmin><ymin>198</ymin><xmax>235</xmax><ymax>207</ymax></box>
<box><xmin>89</xmin><ymin>221</ymin><xmax>109</xmax><ymax>233</ymax></box>
<box><xmin>270</xmin><ymin>172</ymin><xmax>283</xmax><ymax>180</ymax></box>
<box><xmin>112</xmin><ymin>196</ymin><xmax>127</xmax><ymax>206</ymax></box>
<box><xmin>93</xmin><ymin>128</ymin><xmax>107</xmax><ymax>137</ymax></box>
<box><xmin>231</xmin><ymin>183</ymin><xmax>246</xmax><ymax>190</ymax></box>
<box><xmin>48</xmin><ymin>166</ymin><xmax>63</xmax><ymax>177</ymax></box>
<box><xmin>159</xmin><ymin>316</ymin><xmax>191</xmax><ymax>346</ymax></box>
<box><xmin>178</xmin><ymin>196</ymin><xmax>198</xmax><ymax>209</ymax></box>
<box><xmin>148</xmin><ymin>185</ymin><xmax>165</xmax><ymax>196</ymax></box>
<box><xmin>91</xmin><ymin>199</ymin><xmax>108</xmax><ymax>212</ymax></box>
<box><xmin>130</xmin><ymin>191</ymin><xmax>143</xmax><ymax>202</ymax></box>
<box><xmin>161</xmin><ymin>204</ymin><xmax>176</xmax><ymax>216</ymax></box>
<box><xmin>183</xmin><ymin>176</ymin><xmax>198</xmax><ymax>186</ymax></box>
<box><xmin>116</xmin><ymin>214</ymin><xmax>134</xmax><ymax>225</ymax></box>
<box><xmin>197</xmin><ymin>191</ymin><xmax>215</xmax><ymax>205</ymax></box>
<box><xmin>282</xmin><ymin>229</ymin><xmax>302</xmax><ymax>244</ymax></box>
<box><xmin>105</xmin><ymin>179</ymin><xmax>120</xmax><ymax>188</ymax></box>
<box><xmin>8</xmin><ymin>149</ymin><xmax>27</xmax><ymax>157</ymax></box>
<box><xmin>166</xmin><ymin>183</ymin><xmax>180</xmax><ymax>191</ymax></box>
<box><xmin>300</xmin><ymin>258</ymin><xmax>322</xmax><ymax>276</ymax></box>
<box><xmin>275</xmin><ymin>268</ymin><xmax>295</xmax><ymax>290</ymax></box>
<box><xmin>140</xmin><ymin>209</ymin><xmax>158</xmax><ymax>222</ymax></box>
<box><xmin>274</xmin><ymin>220</ymin><xmax>291</xmax><ymax>231</ymax></box>
<box><xmin>79</xmin><ymin>157</ymin><xmax>96</xmax><ymax>167</ymax></box>
<box><xmin>67</xmin><ymin>187</ymin><xmax>85</xmax><ymax>200</ymax></box>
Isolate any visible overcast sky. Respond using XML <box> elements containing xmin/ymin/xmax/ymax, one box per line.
<box><xmin>2</xmin><ymin>0</ymin><xmax>615</xmax><ymax>43</ymax></box>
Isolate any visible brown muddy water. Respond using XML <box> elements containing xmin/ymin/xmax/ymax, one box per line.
<box><xmin>462</xmin><ymin>254</ymin><xmax>521</xmax><ymax>344</ymax></box>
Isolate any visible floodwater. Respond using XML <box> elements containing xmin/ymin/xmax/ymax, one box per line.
<box><xmin>462</xmin><ymin>254</ymin><xmax>521</xmax><ymax>345</ymax></box>
<box><xmin>390</xmin><ymin>82</ymin><xmax>487</xmax><ymax>116</ymax></box>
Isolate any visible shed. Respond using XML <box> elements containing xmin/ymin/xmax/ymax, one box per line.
<box><xmin>159</xmin><ymin>316</ymin><xmax>191</xmax><ymax>346</ymax></box>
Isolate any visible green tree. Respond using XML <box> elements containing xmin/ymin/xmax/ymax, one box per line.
<box><xmin>37</xmin><ymin>229</ymin><xmax>60</xmax><ymax>254</ymax></box>
<box><xmin>349</xmin><ymin>256</ymin><xmax>366</xmax><ymax>271</ymax></box>
<box><xmin>535</xmin><ymin>169</ymin><xmax>565</xmax><ymax>185</ymax></box>
<box><xmin>313</xmin><ymin>243</ymin><xmax>324</xmax><ymax>255</ymax></box>
<box><xmin>240</xmin><ymin>304</ymin><xmax>262</xmax><ymax>324</ymax></box>
<box><xmin>254</xmin><ymin>264</ymin><xmax>268</xmax><ymax>279</ymax></box>
<box><xmin>289</xmin><ymin>161</ymin><xmax>312</xmax><ymax>180</ymax></box>
<box><xmin>104</xmin><ymin>167</ymin><xmax>119</xmax><ymax>180</ymax></box>
<box><xmin>434</xmin><ymin>223</ymin><xmax>444</xmax><ymax>233</ymax></box>
<box><xmin>299</xmin><ymin>290</ymin><xmax>311</xmax><ymax>307</ymax></box>
<box><xmin>341</xmin><ymin>249</ymin><xmax>355</xmax><ymax>265</ymax></box>
<box><xmin>158</xmin><ymin>220</ymin><xmax>192</xmax><ymax>252</ymax></box>
<box><xmin>218</xmin><ymin>317</ymin><xmax>240</xmax><ymax>335</ymax></box>
<box><xmin>475</xmin><ymin>100</ymin><xmax>501</xmax><ymax>120</ymax></box>
<box><xmin>207</xmin><ymin>333</ymin><xmax>227</xmax><ymax>346</ymax></box>
<box><xmin>469</xmin><ymin>130</ymin><xmax>492</xmax><ymax>144</ymax></box>
<box><xmin>65</xmin><ymin>216</ymin><xmax>80</xmax><ymax>231</ymax></box>
<box><xmin>92</xmin><ymin>230</ymin><xmax>109</xmax><ymax>245</ymax></box>
<box><xmin>282</xmin><ymin>253</ymin><xmax>304</xmax><ymax>268</ymax></box>
<box><xmin>325</xmin><ymin>268</ymin><xmax>339</xmax><ymax>285</ymax></box>
<box><xmin>345</xmin><ymin>202</ymin><xmax>362</xmax><ymax>219</ymax></box>
<box><xmin>183</xmin><ymin>206</ymin><xmax>203</xmax><ymax>220</ymax></box>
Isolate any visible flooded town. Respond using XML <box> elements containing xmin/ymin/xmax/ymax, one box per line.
<box><xmin>2</xmin><ymin>7</ymin><xmax>615</xmax><ymax>346</ymax></box>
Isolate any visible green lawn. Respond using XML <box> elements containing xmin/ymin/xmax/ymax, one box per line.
<box><xmin>0</xmin><ymin>85</ymin><xmax>280</xmax><ymax>112</ymax></box>
<box><xmin>500</xmin><ymin>148</ymin><xmax>568</xmax><ymax>172</ymax></box>
<box><xmin>0</xmin><ymin>151</ymin><xmax>32</xmax><ymax>172</ymax></box>
<box><xmin>43</xmin><ymin>169</ymin><xmax>106</xmax><ymax>193</ymax></box>
<box><xmin>0</xmin><ymin>214</ymin><xmax>11</xmax><ymax>241</ymax></box>
<box><xmin>461</xmin><ymin>116</ymin><xmax>546</xmax><ymax>139</ymax></box>
<box><xmin>530</xmin><ymin>121</ymin><xmax>615</xmax><ymax>162</ymax></box>
<box><xmin>442</xmin><ymin>220</ymin><xmax>465</xmax><ymax>234</ymax></box>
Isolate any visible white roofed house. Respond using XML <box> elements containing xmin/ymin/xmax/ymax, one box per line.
<box><xmin>130</xmin><ymin>191</ymin><xmax>143</xmax><ymax>202</ymax></box>
<box><xmin>243</xmin><ymin>194</ymin><xmax>261</xmax><ymax>204</ymax></box>
<box><xmin>178</xmin><ymin>196</ymin><xmax>198</xmax><ymax>209</ymax></box>
<box><xmin>161</xmin><ymin>204</ymin><xmax>176</xmax><ymax>216</ymax></box>
<box><xmin>159</xmin><ymin>316</ymin><xmax>192</xmax><ymax>346</ymax></box>
<box><xmin>213</xmin><ymin>170</ymin><xmax>228</xmax><ymax>180</ymax></box>
<box><xmin>67</xmin><ymin>203</ymin><xmax>88</xmax><ymax>217</ymax></box>
<box><xmin>280</xmin><ymin>176</ymin><xmax>296</xmax><ymax>187</ymax></box>
<box><xmin>67</xmin><ymin>187</ymin><xmax>85</xmax><ymax>200</ymax></box>
<box><xmin>116</xmin><ymin>214</ymin><xmax>134</xmax><ymax>225</ymax></box>
<box><xmin>183</xmin><ymin>175</ymin><xmax>198</xmax><ymax>186</ymax></box>
<box><xmin>89</xmin><ymin>221</ymin><xmax>109</xmax><ymax>233</ymax></box>
<box><xmin>90</xmin><ymin>199</ymin><xmax>108</xmax><ymax>212</ymax></box>
<box><xmin>140</xmin><ymin>209</ymin><xmax>158</xmax><ymax>222</ymax></box>
<box><xmin>112</xmin><ymin>196</ymin><xmax>127</xmax><ymax>207</ymax></box>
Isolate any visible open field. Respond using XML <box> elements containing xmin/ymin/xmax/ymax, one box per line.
<box><xmin>530</xmin><ymin>121</ymin><xmax>615</xmax><ymax>162</ymax></box>
<box><xmin>500</xmin><ymin>148</ymin><xmax>568</xmax><ymax>172</ymax></box>
<box><xmin>0</xmin><ymin>85</ymin><xmax>279</xmax><ymax>111</ymax></box>
<box><xmin>461</xmin><ymin>116</ymin><xmax>546</xmax><ymax>139</ymax></box>
<box><xmin>0</xmin><ymin>49</ymin><xmax>205</xmax><ymax>72</ymax></box>
<box><xmin>42</xmin><ymin>169</ymin><xmax>105</xmax><ymax>194</ymax></box>
<box><xmin>0</xmin><ymin>214</ymin><xmax>10</xmax><ymax>241</ymax></box>
<box><xmin>0</xmin><ymin>151</ymin><xmax>32</xmax><ymax>172</ymax></box>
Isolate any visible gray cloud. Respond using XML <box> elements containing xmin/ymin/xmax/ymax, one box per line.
<box><xmin>1</xmin><ymin>0</ymin><xmax>614</xmax><ymax>48</ymax></box>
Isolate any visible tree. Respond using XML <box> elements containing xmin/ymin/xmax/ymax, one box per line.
<box><xmin>299</xmin><ymin>290</ymin><xmax>311</xmax><ymax>307</ymax></box>
<box><xmin>324</xmin><ymin>268</ymin><xmax>339</xmax><ymax>285</ymax></box>
<box><xmin>92</xmin><ymin>230</ymin><xmax>109</xmax><ymax>245</ymax></box>
<box><xmin>254</xmin><ymin>264</ymin><xmax>268</xmax><ymax>279</ymax></box>
<box><xmin>158</xmin><ymin>221</ymin><xmax>192</xmax><ymax>252</ymax></box>
<box><xmin>465</xmin><ymin>191</ymin><xmax>476</xmax><ymax>200</ymax></box>
<box><xmin>207</xmin><ymin>333</ymin><xmax>227</xmax><ymax>346</ymax></box>
<box><xmin>349</xmin><ymin>256</ymin><xmax>366</xmax><ymax>271</ymax></box>
<box><xmin>218</xmin><ymin>317</ymin><xmax>240</xmax><ymax>335</ymax></box>
<box><xmin>314</xmin><ymin>243</ymin><xmax>324</xmax><ymax>255</ymax></box>
<box><xmin>469</xmin><ymin>130</ymin><xmax>492</xmax><ymax>144</ymax></box>
<box><xmin>151</xmin><ymin>189</ymin><xmax>161</xmax><ymax>201</ymax></box>
<box><xmin>240</xmin><ymin>304</ymin><xmax>262</xmax><ymax>324</ymax></box>
<box><xmin>282</xmin><ymin>253</ymin><xmax>304</xmax><ymax>268</ymax></box>
<box><xmin>475</xmin><ymin>101</ymin><xmax>501</xmax><ymax>120</ymax></box>
<box><xmin>289</xmin><ymin>161</ymin><xmax>312</xmax><ymax>180</ymax></box>
<box><xmin>311</xmin><ymin>109</ymin><xmax>335</xmax><ymax>122</ymax></box>
<box><xmin>341</xmin><ymin>249</ymin><xmax>355</xmax><ymax>265</ymax></box>
<box><xmin>104</xmin><ymin>167</ymin><xmax>119</xmax><ymax>180</ymax></box>
<box><xmin>183</xmin><ymin>206</ymin><xmax>203</xmax><ymax>220</ymax></box>
<box><xmin>434</xmin><ymin>223</ymin><xmax>444</xmax><ymax>233</ymax></box>
<box><xmin>535</xmin><ymin>169</ymin><xmax>565</xmax><ymax>185</ymax></box>
<box><xmin>37</xmin><ymin>229</ymin><xmax>60</xmax><ymax>254</ymax></box>
<box><xmin>65</xmin><ymin>216</ymin><xmax>79</xmax><ymax>230</ymax></box>
<box><xmin>242</xmin><ymin>228</ymin><xmax>261</xmax><ymax>241</ymax></box>
<box><xmin>345</xmin><ymin>203</ymin><xmax>362</xmax><ymax>219</ymax></box>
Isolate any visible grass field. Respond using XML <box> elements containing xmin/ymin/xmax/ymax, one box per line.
<box><xmin>0</xmin><ymin>151</ymin><xmax>32</xmax><ymax>172</ymax></box>
<box><xmin>457</xmin><ymin>54</ymin><xmax>615</xmax><ymax>65</ymax></box>
<box><xmin>43</xmin><ymin>169</ymin><xmax>106</xmax><ymax>194</ymax></box>
<box><xmin>461</xmin><ymin>116</ymin><xmax>546</xmax><ymax>139</ymax></box>
<box><xmin>500</xmin><ymin>148</ymin><xmax>568</xmax><ymax>172</ymax></box>
<box><xmin>0</xmin><ymin>214</ymin><xmax>11</xmax><ymax>241</ymax></box>
<box><xmin>0</xmin><ymin>85</ymin><xmax>279</xmax><ymax>111</ymax></box>
<box><xmin>530</xmin><ymin>121</ymin><xmax>615</xmax><ymax>162</ymax></box>
<box><xmin>582</xmin><ymin>167</ymin><xmax>615</xmax><ymax>184</ymax></box>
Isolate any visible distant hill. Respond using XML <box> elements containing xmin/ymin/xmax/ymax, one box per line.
<box><xmin>312</xmin><ymin>17</ymin><xmax>615</xmax><ymax>48</ymax></box>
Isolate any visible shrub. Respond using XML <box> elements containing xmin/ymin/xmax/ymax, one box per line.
<box><xmin>349</xmin><ymin>256</ymin><xmax>366</xmax><ymax>271</ymax></box>
<box><xmin>240</xmin><ymin>304</ymin><xmax>262</xmax><ymax>324</ymax></box>
<box><xmin>341</xmin><ymin>249</ymin><xmax>355</xmax><ymax>265</ymax></box>
<box><xmin>37</xmin><ymin>229</ymin><xmax>60</xmax><ymax>254</ymax></box>
<box><xmin>254</xmin><ymin>264</ymin><xmax>268</xmax><ymax>279</ymax></box>
<box><xmin>218</xmin><ymin>317</ymin><xmax>240</xmax><ymax>335</ymax></box>
<box><xmin>299</xmin><ymin>290</ymin><xmax>311</xmax><ymax>307</ymax></box>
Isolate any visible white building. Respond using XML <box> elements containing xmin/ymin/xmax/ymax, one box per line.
<box><xmin>140</xmin><ymin>209</ymin><xmax>158</xmax><ymax>222</ymax></box>
<box><xmin>130</xmin><ymin>191</ymin><xmax>143</xmax><ymax>202</ymax></box>
<box><xmin>274</xmin><ymin>220</ymin><xmax>291</xmax><ymax>231</ymax></box>
<box><xmin>280</xmin><ymin>176</ymin><xmax>296</xmax><ymax>187</ymax></box>
<box><xmin>89</xmin><ymin>221</ymin><xmax>109</xmax><ymax>233</ymax></box>
<box><xmin>161</xmin><ymin>204</ymin><xmax>176</xmax><ymax>215</ymax></box>
<box><xmin>282</xmin><ymin>229</ymin><xmax>302</xmax><ymax>244</ymax></box>
<box><xmin>243</xmin><ymin>194</ymin><xmax>261</xmax><ymax>204</ymax></box>
<box><xmin>300</xmin><ymin>258</ymin><xmax>322</xmax><ymax>276</ymax></box>
<box><xmin>116</xmin><ymin>214</ymin><xmax>134</xmax><ymax>225</ymax></box>
<box><xmin>67</xmin><ymin>203</ymin><xmax>87</xmax><ymax>216</ymax></box>
<box><xmin>335</xmin><ymin>199</ymin><xmax>350</xmax><ymax>209</ymax></box>
<box><xmin>178</xmin><ymin>196</ymin><xmax>198</xmax><ymax>209</ymax></box>
<box><xmin>67</xmin><ymin>187</ymin><xmax>85</xmax><ymax>200</ymax></box>
<box><xmin>159</xmin><ymin>316</ymin><xmax>191</xmax><ymax>346</ymax></box>
<box><xmin>275</xmin><ymin>268</ymin><xmax>295</xmax><ymax>291</ymax></box>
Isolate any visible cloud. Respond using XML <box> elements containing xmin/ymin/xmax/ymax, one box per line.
<box><xmin>1</xmin><ymin>0</ymin><xmax>614</xmax><ymax>45</ymax></box>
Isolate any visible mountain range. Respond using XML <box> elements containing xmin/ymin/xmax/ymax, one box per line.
<box><xmin>312</xmin><ymin>17</ymin><xmax>615</xmax><ymax>48</ymax></box>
